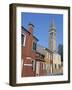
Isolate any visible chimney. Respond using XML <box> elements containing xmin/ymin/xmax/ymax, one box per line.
<box><xmin>28</xmin><ymin>22</ymin><xmax>34</xmax><ymax>34</ymax></box>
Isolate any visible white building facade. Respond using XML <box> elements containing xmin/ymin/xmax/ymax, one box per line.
<box><xmin>45</xmin><ymin>19</ymin><xmax>62</xmax><ymax>75</ymax></box>
<box><xmin>36</xmin><ymin>19</ymin><xmax>62</xmax><ymax>75</ymax></box>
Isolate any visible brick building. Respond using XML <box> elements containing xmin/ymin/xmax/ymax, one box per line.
<box><xmin>21</xmin><ymin>21</ymin><xmax>62</xmax><ymax>77</ymax></box>
<box><xmin>21</xmin><ymin>23</ymin><xmax>46</xmax><ymax>77</ymax></box>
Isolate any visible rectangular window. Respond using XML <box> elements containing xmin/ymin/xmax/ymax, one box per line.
<box><xmin>21</xmin><ymin>34</ymin><xmax>24</xmax><ymax>45</ymax></box>
<box><xmin>32</xmin><ymin>60</ymin><xmax>36</xmax><ymax>71</ymax></box>
<box><xmin>40</xmin><ymin>55</ymin><xmax>44</xmax><ymax>59</ymax></box>
<box><xmin>58</xmin><ymin>64</ymin><xmax>61</xmax><ymax>69</ymax></box>
<box><xmin>55</xmin><ymin>64</ymin><xmax>56</xmax><ymax>69</ymax></box>
<box><xmin>32</xmin><ymin>42</ymin><xmax>37</xmax><ymax>51</ymax></box>
<box><xmin>21</xmin><ymin>34</ymin><xmax>26</xmax><ymax>46</ymax></box>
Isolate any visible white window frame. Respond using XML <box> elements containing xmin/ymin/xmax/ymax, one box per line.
<box><xmin>21</xmin><ymin>32</ymin><xmax>26</xmax><ymax>46</ymax></box>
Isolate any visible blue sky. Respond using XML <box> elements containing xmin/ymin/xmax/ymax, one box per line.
<box><xmin>21</xmin><ymin>12</ymin><xmax>63</xmax><ymax>49</ymax></box>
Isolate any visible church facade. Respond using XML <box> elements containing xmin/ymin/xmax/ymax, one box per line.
<box><xmin>21</xmin><ymin>20</ymin><xmax>63</xmax><ymax>77</ymax></box>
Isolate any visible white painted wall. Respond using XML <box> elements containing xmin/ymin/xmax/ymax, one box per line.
<box><xmin>53</xmin><ymin>53</ymin><xmax>61</xmax><ymax>65</ymax></box>
<box><xmin>0</xmin><ymin>0</ymin><xmax>72</xmax><ymax>90</ymax></box>
<box><xmin>36</xmin><ymin>62</ymin><xmax>40</xmax><ymax>76</ymax></box>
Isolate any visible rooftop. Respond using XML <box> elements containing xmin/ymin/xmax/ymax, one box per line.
<box><xmin>21</xmin><ymin>26</ymin><xmax>39</xmax><ymax>41</ymax></box>
<box><xmin>36</xmin><ymin>44</ymin><xmax>53</xmax><ymax>56</ymax></box>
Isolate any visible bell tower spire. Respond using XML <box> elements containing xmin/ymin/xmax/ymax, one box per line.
<box><xmin>49</xmin><ymin>18</ymin><xmax>56</xmax><ymax>52</ymax></box>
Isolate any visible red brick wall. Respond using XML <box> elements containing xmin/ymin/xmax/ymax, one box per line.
<box><xmin>21</xmin><ymin>26</ymin><xmax>47</xmax><ymax>77</ymax></box>
<box><xmin>21</xmin><ymin>26</ymin><xmax>36</xmax><ymax>77</ymax></box>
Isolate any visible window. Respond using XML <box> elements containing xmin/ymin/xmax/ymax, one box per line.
<box><xmin>40</xmin><ymin>55</ymin><xmax>44</xmax><ymax>59</ymax></box>
<box><xmin>55</xmin><ymin>64</ymin><xmax>56</xmax><ymax>69</ymax></box>
<box><xmin>21</xmin><ymin>33</ymin><xmax>26</xmax><ymax>46</ymax></box>
<box><xmin>58</xmin><ymin>64</ymin><xmax>61</xmax><ymax>69</ymax></box>
<box><xmin>21</xmin><ymin>34</ymin><xmax>24</xmax><ymax>45</ymax></box>
<box><xmin>50</xmin><ymin>32</ymin><xmax>53</xmax><ymax>38</ymax></box>
<box><xmin>32</xmin><ymin>42</ymin><xmax>37</xmax><ymax>51</ymax></box>
<box><xmin>32</xmin><ymin>60</ymin><xmax>35</xmax><ymax>71</ymax></box>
